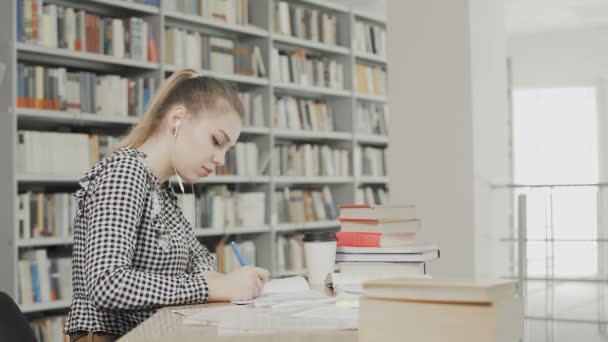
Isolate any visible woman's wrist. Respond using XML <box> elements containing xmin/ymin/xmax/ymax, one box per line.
<box><xmin>205</xmin><ymin>275</ymin><xmax>230</xmax><ymax>302</ymax></box>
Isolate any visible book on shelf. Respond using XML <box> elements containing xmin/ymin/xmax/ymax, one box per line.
<box><xmin>164</xmin><ymin>28</ymin><xmax>266</xmax><ymax>77</ymax></box>
<box><xmin>274</xmin><ymin>185</ymin><xmax>338</xmax><ymax>224</ymax></box>
<box><xmin>17</xmin><ymin>0</ymin><xmax>157</xmax><ymax>62</ymax></box>
<box><xmin>355</xmin><ymin>63</ymin><xmax>387</xmax><ymax>96</ymax></box>
<box><xmin>354</xmin><ymin>20</ymin><xmax>386</xmax><ymax>57</ymax></box>
<box><xmin>238</xmin><ymin>92</ymin><xmax>264</xmax><ymax>127</ymax></box>
<box><xmin>357</xmin><ymin>102</ymin><xmax>388</xmax><ymax>135</ymax></box>
<box><xmin>19</xmin><ymin>249</ymin><xmax>72</xmax><ymax>305</ymax></box>
<box><xmin>192</xmin><ymin>186</ymin><xmax>265</xmax><ymax>230</ymax></box>
<box><xmin>216</xmin><ymin>240</ymin><xmax>255</xmax><ymax>273</ymax></box>
<box><xmin>166</xmin><ymin>0</ymin><xmax>250</xmax><ymax>25</ymax></box>
<box><xmin>17</xmin><ymin>131</ymin><xmax>120</xmax><ymax>175</ymax></box>
<box><xmin>30</xmin><ymin>315</ymin><xmax>69</xmax><ymax>342</ymax></box>
<box><xmin>209</xmin><ymin>36</ymin><xmax>235</xmax><ymax>74</ymax></box>
<box><xmin>355</xmin><ymin>186</ymin><xmax>389</xmax><ymax>206</ymax></box>
<box><xmin>17</xmin><ymin>192</ymin><xmax>77</xmax><ymax>240</ymax></box>
<box><xmin>164</xmin><ymin>28</ymin><xmax>205</xmax><ymax>69</ymax></box>
<box><xmin>274</xmin><ymin>95</ymin><xmax>334</xmax><ymax>132</ymax></box>
<box><xmin>17</xmin><ymin>63</ymin><xmax>155</xmax><ymax>116</ymax></box>
<box><xmin>272</xmin><ymin>48</ymin><xmax>344</xmax><ymax>89</ymax></box>
<box><xmin>214</xmin><ymin>141</ymin><xmax>261</xmax><ymax>176</ymax></box>
<box><xmin>273</xmin><ymin>143</ymin><xmax>350</xmax><ymax>177</ymax></box>
<box><xmin>358</xmin><ymin>146</ymin><xmax>387</xmax><ymax>177</ymax></box>
<box><xmin>276</xmin><ymin>234</ymin><xmax>305</xmax><ymax>273</ymax></box>
<box><xmin>273</xmin><ymin>1</ymin><xmax>338</xmax><ymax>45</ymax></box>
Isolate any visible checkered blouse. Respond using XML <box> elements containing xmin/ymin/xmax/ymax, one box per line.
<box><xmin>64</xmin><ymin>148</ymin><xmax>215</xmax><ymax>336</ymax></box>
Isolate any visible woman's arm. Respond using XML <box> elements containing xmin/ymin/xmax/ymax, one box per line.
<box><xmin>186</xmin><ymin>226</ymin><xmax>216</xmax><ymax>274</ymax></box>
<box><xmin>84</xmin><ymin>157</ymin><xmax>208</xmax><ymax>311</ymax></box>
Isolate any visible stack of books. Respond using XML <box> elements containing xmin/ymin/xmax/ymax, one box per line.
<box><xmin>359</xmin><ymin>278</ymin><xmax>524</xmax><ymax>342</ymax></box>
<box><xmin>328</xmin><ymin>205</ymin><xmax>439</xmax><ymax>294</ymax></box>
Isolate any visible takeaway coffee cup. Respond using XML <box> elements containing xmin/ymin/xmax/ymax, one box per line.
<box><xmin>303</xmin><ymin>231</ymin><xmax>337</xmax><ymax>285</ymax></box>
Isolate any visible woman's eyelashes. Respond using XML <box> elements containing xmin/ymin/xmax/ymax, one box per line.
<box><xmin>212</xmin><ymin>135</ymin><xmax>222</xmax><ymax>147</ymax></box>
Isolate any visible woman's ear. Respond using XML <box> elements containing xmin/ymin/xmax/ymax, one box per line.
<box><xmin>167</xmin><ymin>105</ymin><xmax>187</xmax><ymax>135</ymax></box>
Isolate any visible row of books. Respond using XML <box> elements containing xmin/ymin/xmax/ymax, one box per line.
<box><xmin>18</xmin><ymin>249</ymin><xmax>72</xmax><ymax>305</ymax></box>
<box><xmin>17</xmin><ymin>192</ymin><xmax>77</xmax><ymax>240</ymax></box>
<box><xmin>30</xmin><ymin>315</ymin><xmax>69</xmax><ymax>342</ymax></box>
<box><xmin>17</xmin><ymin>63</ymin><xmax>156</xmax><ymax>116</ymax></box>
<box><xmin>355</xmin><ymin>186</ymin><xmax>389</xmax><ymax>206</ymax></box>
<box><xmin>17</xmin><ymin>131</ymin><xmax>119</xmax><ymax>175</ymax></box>
<box><xmin>178</xmin><ymin>187</ymin><xmax>265</xmax><ymax>230</ymax></box>
<box><xmin>215</xmin><ymin>141</ymin><xmax>263</xmax><ymax>176</ymax></box>
<box><xmin>17</xmin><ymin>1</ymin><xmax>158</xmax><ymax>61</ymax></box>
<box><xmin>274</xmin><ymin>186</ymin><xmax>338</xmax><ymax>224</ymax></box>
<box><xmin>359</xmin><ymin>146</ymin><xmax>387</xmax><ymax>177</ymax></box>
<box><xmin>215</xmin><ymin>240</ymin><xmax>255</xmax><ymax>273</ymax></box>
<box><xmin>276</xmin><ymin>234</ymin><xmax>305</xmax><ymax>273</ymax></box>
<box><xmin>272</xmin><ymin>48</ymin><xmax>345</xmax><ymax>89</ymax></box>
<box><xmin>274</xmin><ymin>1</ymin><xmax>339</xmax><ymax>46</ymax></box>
<box><xmin>274</xmin><ymin>143</ymin><xmax>350</xmax><ymax>177</ymax></box>
<box><xmin>164</xmin><ymin>28</ymin><xmax>266</xmax><ymax>77</ymax></box>
<box><xmin>356</xmin><ymin>63</ymin><xmax>387</xmax><ymax>96</ymax></box>
<box><xmin>353</xmin><ymin>20</ymin><xmax>386</xmax><ymax>57</ymax></box>
<box><xmin>239</xmin><ymin>92</ymin><xmax>265</xmax><ymax>127</ymax></box>
<box><xmin>274</xmin><ymin>95</ymin><xmax>334</xmax><ymax>132</ymax></box>
<box><xmin>356</xmin><ymin>102</ymin><xmax>388</xmax><ymax>136</ymax></box>
<box><xmin>166</xmin><ymin>0</ymin><xmax>250</xmax><ymax>25</ymax></box>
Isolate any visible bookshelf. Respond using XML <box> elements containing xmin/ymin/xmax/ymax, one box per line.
<box><xmin>0</xmin><ymin>0</ymin><xmax>389</xmax><ymax>319</ymax></box>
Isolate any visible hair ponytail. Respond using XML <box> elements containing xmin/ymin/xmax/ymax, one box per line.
<box><xmin>116</xmin><ymin>69</ymin><xmax>243</xmax><ymax>150</ymax></box>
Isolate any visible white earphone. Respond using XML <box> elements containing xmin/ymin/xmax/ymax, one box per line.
<box><xmin>172</xmin><ymin>120</ymin><xmax>185</xmax><ymax>195</ymax></box>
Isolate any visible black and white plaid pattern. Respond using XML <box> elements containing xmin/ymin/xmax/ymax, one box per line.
<box><xmin>64</xmin><ymin>148</ymin><xmax>216</xmax><ymax>336</ymax></box>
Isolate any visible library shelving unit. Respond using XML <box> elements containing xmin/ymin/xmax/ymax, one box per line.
<box><xmin>0</xmin><ymin>0</ymin><xmax>388</xmax><ymax>319</ymax></box>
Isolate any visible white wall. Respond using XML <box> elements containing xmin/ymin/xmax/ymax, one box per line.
<box><xmin>508</xmin><ymin>27</ymin><xmax>608</xmax><ymax>87</ymax></box>
<box><xmin>387</xmin><ymin>0</ymin><xmax>511</xmax><ymax>278</ymax></box>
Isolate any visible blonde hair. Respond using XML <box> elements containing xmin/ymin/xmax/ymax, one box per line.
<box><xmin>117</xmin><ymin>69</ymin><xmax>243</xmax><ymax>149</ymax></box>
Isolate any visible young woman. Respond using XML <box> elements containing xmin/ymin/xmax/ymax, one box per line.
<box><xmin>64</xmin><ymin>69</ymin><xmax>269</xmax><ymax>342</ymax></box>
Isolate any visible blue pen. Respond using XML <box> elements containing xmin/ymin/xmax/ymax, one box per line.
<box><xmin>230</xmin><ymin>241</ymin><xmax>246</xmax><ymax>266</ymax></box>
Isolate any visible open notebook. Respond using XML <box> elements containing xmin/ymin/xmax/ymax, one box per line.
<box><xmin>173</xmin><ymin>276</ymin><xmax>357</xmax><ymax>334</ymax></box>
<box><xmin>234</xmin><ymin>276</ymin><xmax>333</xmax><ymax>308</ymax></box>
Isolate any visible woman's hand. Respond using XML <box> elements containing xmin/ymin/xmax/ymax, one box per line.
<box><xmin>204</xmin><ymin>267</ymin><xmax>270</xmax><ymax>302</ymax></box>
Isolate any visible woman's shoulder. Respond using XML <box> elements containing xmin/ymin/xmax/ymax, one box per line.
<box><xmin>79</xmin><ymin>148</ymin><xmax>152</xmax><ymax>188</ymax></box>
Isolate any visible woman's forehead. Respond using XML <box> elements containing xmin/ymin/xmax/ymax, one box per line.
<box><xmin>199</xmin><ymin>113</ymin><xmax>241</xmax><ymax>141</ymax></box>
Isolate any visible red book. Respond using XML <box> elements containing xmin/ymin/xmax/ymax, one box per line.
<box><xmin>337</xmin><ymin>231</ymin><xmax>416</xmax><ymax>248</ymax></box>
<box><xmin>85</xmin><ymin>14</ymin><xmax>91</xmax><ymax>53</ymax></box>
<box><xmin>148</xmin><ymin>38</ymin><xmax>158</xmax><ymax>62</ymax></box>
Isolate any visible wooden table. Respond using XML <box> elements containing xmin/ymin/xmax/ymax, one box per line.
<box><xmin>118</xmin><ymin>302</ymin><xmax>358</xmax><ymax>342</ymax></box>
